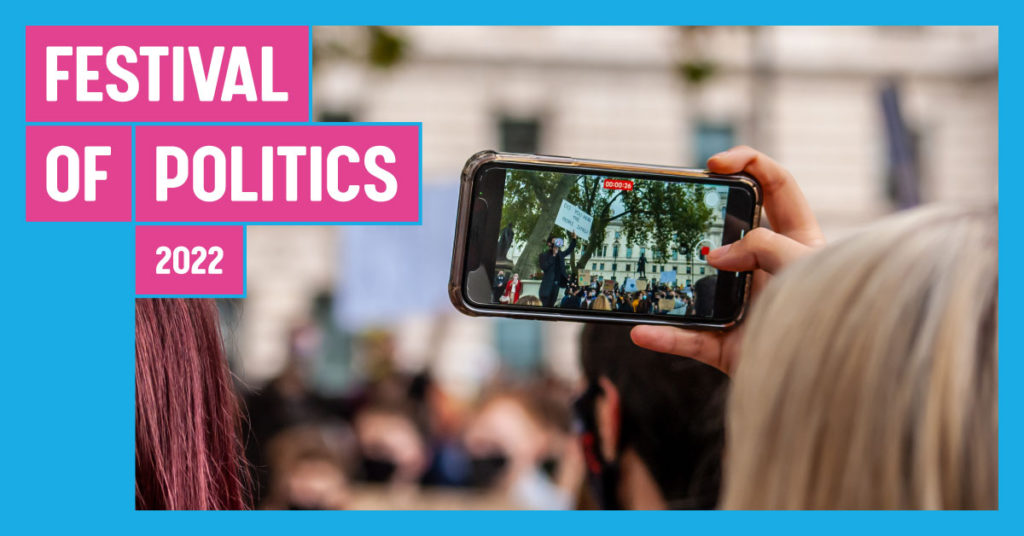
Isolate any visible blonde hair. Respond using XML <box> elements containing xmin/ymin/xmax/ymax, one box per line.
<box><xmin>723</xmin><ymin>204</ymin><xmax>997</xmax><ymax>509</ymax></box>
<box><xmin>591</xmin><ymin>294</ymin><xmax>612</xmax><ymax>311</ymax></box>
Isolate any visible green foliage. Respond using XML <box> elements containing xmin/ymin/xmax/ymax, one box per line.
<box><xmin>565</xmin><ymin>177</ymin><xmax>624</xmax><ymax>272</ymax></box>
<box><xmin>500</xmin><ymin>169</ymin><xmax>577</xmax><ymax>244</ymax></box>
<box><xmin>311</xmin><ymin>27</ymin><xmax>406</xmax><ymax>70</ymax></box>
<box><xmin>678</xmin><ymin>59</ymin><xmax>716</xmax><ymax>85</ymax></box>
<box><xmin>367</xmin><ymin>27</ymin><xmax>407</xmax><ymax>69</ymax></box>
<box><xmin>501</xmin><ymin>170</ymin><xmax>578</xmax><ymax>277</ymax></box>
<box><xmin>621</xmin><ymin>181</ymin><xmax>714</xmax><ymax>264</ymax></box>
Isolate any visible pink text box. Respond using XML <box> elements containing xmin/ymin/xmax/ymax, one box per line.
<box><xmin>135</xmin><ymin>225</ymin><xmax>245</xmax><ymax>296</ymax></box>
<box><xmin>26</xmin><ymin>126</ymin><xmax>132</xmax><ymax>222</ymax></box>
<box><xmin>26</xmin><ymin>26</ymin><xmax>308</xmax><ymax>122</ymax></box>
<box><xmin>135</xmin><ymin>125</ymin><xmax>421</xmax><ymax>222</ymax></box>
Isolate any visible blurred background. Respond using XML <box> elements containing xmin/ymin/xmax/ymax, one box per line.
<box><xmin>221</xmin><ymin>26</ymin><xmax>997</xmax><ymax>509</ymax></box>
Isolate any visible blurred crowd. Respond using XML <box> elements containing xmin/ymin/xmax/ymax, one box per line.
<box><xmin>236</xmin><ymin>293</ymin><xmax>580</xmax><ymax>509</ymax></box>
<box><xmin>514</xmin><ymin>277</ymin><xmax>715</xmax><ymax>317</ymax></box>
<box><xmin>230</xmin><ymin>291</ymin><xmax>727</xmax><ymax>510</ymax></box>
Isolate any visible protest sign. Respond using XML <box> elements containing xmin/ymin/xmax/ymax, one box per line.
<box><xmin>554</xmin><ymin>199</ymin><xmax>593</xmax><ymax>240</ymax></box>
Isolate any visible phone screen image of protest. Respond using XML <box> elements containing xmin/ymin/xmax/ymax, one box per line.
<box><xmin>490</xmin><ymin>168</ymin><xmax>732</xmax><ymax>318</ymax></box>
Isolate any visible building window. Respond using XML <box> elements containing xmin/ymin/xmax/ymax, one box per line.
<box><xmin>625</xmin><ymin>264</ymin><xmax>631</xmax><ymax>272</ymax></box>
<box><xmin>695</xmin><ymin>122</ymin><xmax>736</xmax><ymax>164</ymax></box>
<box><xmin>592</xmin><ymin>263</ymin><xmax>597</xmax><ymax>270</ymax></box>
<box><xmin>612</xmin><ymin>245</ymin><xmax>619</xmax><ymax>258</ymax></box>
<box><xmin>602</xmin><ymin>245</ymin><xmax>607</xmax><ymax>256</ymax></box>
<box><xmin>640</xmin><ymin>248</ymin><xmax>645</xmax><ymax>255</ymax></box>
<box><xmin>686</xmin><ymin>267</ymin><xmax>692</xmax><ymax>274</ymax></box>
<box><xmin>626</xmin><ymin>247</ymin><xmax>632</xmax><ymax>258</ymax></box>
<box><xmin>700</xmin><ymin>267</ymin><xmax>706</xmax><ymax>275</ymax></box>
<box><xmin>600</xmin><ymin>263</ymin><xmax>605</xmax><ymax>270</ymax></box>
<box><xmin>672</xmin><ymin>266</ymin><xmax>677</xmax><ymax>272</ymax></box>
<box><xmin>612</xmin><ymin>263</ymin><xmax>617</xmax><ymax>271</ymax></box>
<box><xmin>499</xmin><ymin>116</ymin><xmax>542</xmax><ymax>154</ymax></box>
<box><xmin>672</xmin><ymin>251</ymin><xmax>678</xmax><ymax>260</ymax></box>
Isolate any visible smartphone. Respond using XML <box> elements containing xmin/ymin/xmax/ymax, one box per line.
<box><xmin>449</xmin><ymin>151</ymin><xmax>762</xmax><ymax>330</ymax></box>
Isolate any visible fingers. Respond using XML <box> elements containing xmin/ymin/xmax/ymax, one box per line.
<box><xmin>706</xmin><ymin>227</ymin><xmax>810</xmax><ymax>274</ymax></box>
<box><xmin>708</xmin><ymin>146</ymin><xmax>824</xmax><ymax>247</ymax></box>
<box><xmin>630</xmin><ymin>325</ymin><xmax>727</xmax><ymax>374</ymax></box>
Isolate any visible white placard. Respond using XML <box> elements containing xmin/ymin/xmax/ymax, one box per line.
<box><xmin>553</xmin><ymin>199</ymin><xmax>593</xmax><ymax>240</ymax></box>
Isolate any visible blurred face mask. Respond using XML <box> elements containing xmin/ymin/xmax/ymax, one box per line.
<box><xmin>467</xmin><ymin>453</ymin><xmax>508</xmax><ymax>488</ymax></box>
<box><xmin>360</xmin><ymin>456</ymin><xmax>397</xmax><ymax>483</ymax></box>
<box><xmin>573</xmin><ymin>383</ymin><xmax>623</xmax><ymax>510</ymax></box>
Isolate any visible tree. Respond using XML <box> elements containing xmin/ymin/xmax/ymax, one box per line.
<box><xmin>565</xmin><ymin>177</ymin><xmax>626</xmax><ymax>276</ymax></box>
<box><xmin>672</xmin><ymin>187</ymin><xmax>716</xmax><ymax>283</ymax></box>
<box><xmin>619</xmin><ymin>181</ymin><xmax>715</xmax><ymax>283</ymax></box>
<box><xmin>500</xmin><ymin>169</ymin><xmax>578</xmax><ymax>277</ymax></box>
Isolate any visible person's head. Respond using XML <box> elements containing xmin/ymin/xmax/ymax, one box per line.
<box><xmin>512</xmin><ymin>272</ymin><xmax>519</xmax><ymax>281</ymax></box>
<box><xmin>693</xmin><ymin>275</ymin><xmax>717</xmax><ymax>317</ymax></box>
<box><xmin>352</xmin><ymin>404</ymin><xmax>429</xmax><ymax>485</ymax></box>
<box><xmin>636</xmin><ymin>298</ymin><xmax>650</xmax><ymax>314</ymax></box>
<box><xmin>724</xmin><ymin>205</ymin><xmax>998</xmax><ymax>509</ymax></box>
<box><xmin>592</xmin><ymin>295</ymin><xmax>612</xmax><ymax>311</ymax></box>
<box><xmin>517</xmin><ymin>295</ymin><xmax>542</xmax><ymax>306</ymax></box>
<box><xmin>135</xmin><ymin>298</ymin><xmax>248</xmax><ymax>509</ymax></box>
<box><xmin>578</xmin><ymin>324</ymin><xmax>727</xmax><ymax>509</ymax></box>
<box><xmin>548</xmin><ymin>236</ymin><xmax>562</xmax><ymax>253</ymax></box>
<box><xmin>463</xmin><ymin>393</ymin><xmax>550</xmax><ymax>490</ymax></box>
<box><xmin>498</xmin><ymin>270</ymin><xmax>505</xmax><ymax>278</ymax></box>
<box><xmin>263</xmin><ymin>424</ymin><xmax>352</xmax><ymax>510</ymax></box>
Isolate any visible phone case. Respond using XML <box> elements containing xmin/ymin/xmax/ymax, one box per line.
<box><xmin>448</xmin><ymin>150</ymin><xmax>763</xmax><ymax>330</ymax></box>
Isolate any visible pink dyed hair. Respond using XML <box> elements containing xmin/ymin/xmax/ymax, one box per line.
<box><xmin>135</xmin><ymin>299</ymin><xmax>248</xmax><ymax>509</ymax></box>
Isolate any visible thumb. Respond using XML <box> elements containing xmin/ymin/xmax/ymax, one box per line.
<box><xmin>706</xmin><ymin>227</ymin><xmax>810</xmax><ymax>274</ymax></box>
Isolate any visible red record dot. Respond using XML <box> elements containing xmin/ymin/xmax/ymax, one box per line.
<box><xmin>701</xmin><ymin>246</ymin><xmax>710</xmax><ymax>256</ymax></box>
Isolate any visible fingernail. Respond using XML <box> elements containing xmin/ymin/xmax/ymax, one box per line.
<box><xmin>708</xmin><ymin>243</ymin><xmax>732</xmax><ymax>258</ymax></box>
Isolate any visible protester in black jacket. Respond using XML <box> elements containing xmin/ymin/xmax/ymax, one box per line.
<box><xmin>538</xmin><ymin>233</ymin><xmax>576</xmax><ymax>307</ymax></box>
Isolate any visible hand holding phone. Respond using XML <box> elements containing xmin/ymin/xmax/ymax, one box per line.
<box><xmin>631</xmin><ymin>146</ymin><xmax>825</xmax><ymax>374</ymax></box>
<box><xmin>449</xmin><ymin>150</ymin><xmax>764</xmax><ymax>330</ymax></box>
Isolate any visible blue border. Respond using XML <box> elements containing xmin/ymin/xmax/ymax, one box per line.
<box><xmin>1</xmin><ymin>3</ymin><xmax>1018</xmax><ymax>534</ymax></box>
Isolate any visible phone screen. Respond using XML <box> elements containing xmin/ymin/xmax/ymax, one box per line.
<box><xmin>461</xmin><ymin>163</ymin><xmax>757</xmax><ymax>325</ymax></box>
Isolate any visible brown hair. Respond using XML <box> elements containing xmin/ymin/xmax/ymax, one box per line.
<box><xmin>135</xmin><ymin>299</ymin><xmax>248</xmax><ymax>509</ymax></box>
<box><xmin>516</xmin><ymin>295</ymin><xmax>542</xmax><ymax>306</ymax></box>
